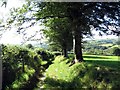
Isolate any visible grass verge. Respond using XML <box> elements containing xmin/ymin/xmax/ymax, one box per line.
<box><xmin>43</xmin><ymin>55</ymin><xmax>120</xmax><ymax>89</ymax></box>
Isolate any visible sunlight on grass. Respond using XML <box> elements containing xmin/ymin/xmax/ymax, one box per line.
<box><xmin>83</xmin><ymin>55</ymin><xmax>119</xmax><ymax>61</ymax></box>
<box><xmin>100</xmin><ymin>44</ymin><xmax>113</xmax><ymax>47</ymax></box>
<box><xmin>43</xmin><ymin>56</ymin><xmax>120</xmax><ymax>89</ymax></box>
<box><xmin>111</xmin><ymin>45</ymin><xmax>119</xmax><ymax>48</ymax></box>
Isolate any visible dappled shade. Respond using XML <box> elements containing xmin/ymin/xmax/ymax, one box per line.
<box><xmin>43</xmin><ymin>56</ymin><xmax>120</xmax><ymax>89</ymax></box>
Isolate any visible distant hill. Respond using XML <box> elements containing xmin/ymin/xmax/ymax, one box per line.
<box><xmin>83</xmin><ymin>38</ymin><xmax>119</xmax><ymax>55</ymax></box>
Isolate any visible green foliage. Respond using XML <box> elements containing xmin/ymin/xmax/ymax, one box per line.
<box><xmin>83</xmin><ymin>39</ymin><xmax>119</xmax><ymax>56</ymax></box>
<box><xmin>2</xmin><ymin>43</ymin><xmax>120</xmax><ymax>89</ymax></box>
<box><xmin>43</xmin><ymin>56</ymin><xmax>120</xmax><ymax>89</ymax></box>
<box><xmin>4</xmin><ymin>1</ymin><xmax>120</xmax><ymax>61</ymax></box>
<box><xmin>2</xmin><ymin>44</ymin><xmax>37</xmax><ymax>89</ymax></box>
<box><xmin>9</xmin><ymin>66</ymin><xmax>35</xmax><ymax>89</ymax></box>
<box><xmin>35</xmin><ymin>48</ymin><xmax>54</xmax><ymax>61</ymax></box>
<box><xmin>34</xmin><ymin>48</ymin><xmax>55</xmax><ymax>69</ymax></box>
<box><xmin>112</xmin><ymin>47</ymin><xmax>120</xmax><ymax>56</ymax></box>
<box><xmin>52</xmin><ymin>51</ymin><xmax>62</xmax><ymax>56</ymax></box>
<box><xmin>43</xmin><ymin>18</ymin><xmax>73</xmax><ymax>57</ymax></box>
<box><xmin>25</xmin><ymin>44</ymin><xmax>34</xmax><ymax>49</ymax></box>
<box><xmin>1</xmin><ymin>44</ymin><xmax>54</xmax><ymax>89</ymax></box>
<box><xmin>115</xmin><ymin>39</ymin><xmax>120</xmax><ymax>45</ymax></box>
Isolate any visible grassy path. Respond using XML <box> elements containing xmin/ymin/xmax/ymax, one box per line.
<box><xmin>27</xmin><ymin>55</ymin><xmax>120</xmax><ymax>89</ymax></box>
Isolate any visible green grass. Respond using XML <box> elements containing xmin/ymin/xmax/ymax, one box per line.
<box><xmin>110</xmin><ymin>45</ymin><xmax>119</xmax><ymax>48</ymax></box>
<box><xmin>83</xmin><ymin>55</ymin><xmax>119</xmax><ymax>61</ymax></box>
<box><xmin>100</xmin><ymin>44</ymin><xmax>113</xmax><ymax>47</ymax></box>
<box><xmin>42</xmin><ymin>55</ymin><xmax>120</xmax><ymax>89</ymax></box>
<box><xmin>83</xmin><ymin>55</ymin><xmax>120</xmax><ymax>70</ymax></box>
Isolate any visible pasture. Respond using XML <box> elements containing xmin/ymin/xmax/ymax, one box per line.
<box><xmin>84</xmin><ymin>55</ymin><xmax>120</xmax><ymax>70</ymax></box>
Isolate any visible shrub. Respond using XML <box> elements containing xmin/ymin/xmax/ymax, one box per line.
<box><xmin>1</xmin><ymin>44</ymin><xmax>42</xmax><ymax>89</ymax></box>
<box><xmin>113</xmin><ymin>47</ymin><xmax>120</xmax><ymax>56</ymax></box>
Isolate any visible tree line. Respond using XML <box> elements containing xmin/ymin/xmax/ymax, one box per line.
<box><xmin>1</xmin><ymin>1</ymin><xmax>120</xmax><ymax>63</ymax></box>
<box><xmin>83</xmin><ymin>39</ymin><xmax>120</xmax><ymax>56</ymax></box>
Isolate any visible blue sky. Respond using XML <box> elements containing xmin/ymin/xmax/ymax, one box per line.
<box><xmin>0</xmin><ymin>0</ymin><xmax>118</xmax><ymax>45</ymax></box>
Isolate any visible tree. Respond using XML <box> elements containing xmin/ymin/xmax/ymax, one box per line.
<box><xmin>116</xmin><ymin>39</ymin><xmax>120</xmax><ymax>45</ymax></box>
<box><xmin>113</xmin><ymin>47</ymin><xmax>120</xmax><ymax>56</ymax></box>
<box><xmin>26</xmin><ymin>44</ymin><xmax>34</xmax><ymax>49</ymax></box>
<box><xmin>5</xmin><ymin>2</ymin><xmax>120</xmax><ymax>63</ymax></box>
<box><xmin>43</xmin><ymin>18</ymin><xmax>73</xmax><ymax>57</ymax></box>
<box><xmin>35</xmin><ymin>2</ymin><xmax>120</xmax><ymax>62</ymax></box>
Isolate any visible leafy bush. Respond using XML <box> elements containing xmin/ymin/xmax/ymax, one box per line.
<box><xmin>1</xmin><ymin>44</ymin><xmax>42</xmax><ymax>89</ymax></box>
<box><xmin>1</xmin><ymin>44</ymin><xmax>55</xmax><ymax>90</ymax></box>
<box><xmin>25</xmin><ymin>44</ymin><xmax>34</xmax><ymax>49</ymax></box>
<box><xmin>112</xmin><ymin>47</ymin><xmax>120</xmax><ymax>56</ymax></box>
<box><xmin>35</xmin><ymin>48</ymin><xmax>54</xmax><ymax>69</ymax></box>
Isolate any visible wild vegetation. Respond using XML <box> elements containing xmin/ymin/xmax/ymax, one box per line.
<box><xmin>0</xmin><ymin>1</ymin><xmax>120</xmax><ymax>90</ymax></box>
<box><xmin>2</xmin><ymin>44</ymin><xmax>54</xmax><ymax>90</ymax></box>
<box><xmin>1</xmin><ymin>40</ymin><xmax>120</xmax><ymax>89</ymax></box>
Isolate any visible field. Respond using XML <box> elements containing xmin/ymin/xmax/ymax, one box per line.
<box><xmin>84</xmin><ymin>55</ymin><xmax>119</xmax><ymax>61</ymax></box>
<box><xmin>83</xmin><ymin>55</ymin><xmax>120</xmax><ymax>70</ymax></box>
<box><xmin>100</xmin><ymin>44</ymin><xmax>113</xmax><ymax>47</ymax></box>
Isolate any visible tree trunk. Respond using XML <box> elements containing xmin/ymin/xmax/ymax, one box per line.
<box><xmin>74</xmin><ymin>29</ymin><xmax>83</xmax><ymax>62</ymax></box>
<box><xmin>22</xmin><ymin>59</ymin><xmax>25</xmax><ymax>72</ymax></box>
<box><xmin>72</xmin><ymin>18</ymin><xmax>83</xmax><ymax>62</ymax></box>
<box><xmin>63</xmin><ymin>48</ymin><xmax>68</xmax><ymax>57</ymax></box>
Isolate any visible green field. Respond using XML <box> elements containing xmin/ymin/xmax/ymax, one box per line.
<box><xmin>83</xmin><ymin>55</ymin><xmax>120</xmax><ymax>70</ymax></box>
<box><xmin>84</xmin><ymin>55</ymin><xmax>119</xmax><ymax>61</ymax></box>
<box><xmin>100</xmin><ymin>44</ymin><xmax>113</xmax><ymax>47</ymax></box>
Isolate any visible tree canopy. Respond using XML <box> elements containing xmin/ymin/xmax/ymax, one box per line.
<box><xmin>43</xmin><ymin>18</ymin><xmax>73</xmax><ymax>57</ymax></box>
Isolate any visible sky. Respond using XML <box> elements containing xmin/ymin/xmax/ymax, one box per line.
<box><xmin>0</xmin><ymin>0</ymin><xmax>46</xmax><ymax>45</ymax></box>
<box><xmin>0</xmin><ymin>0</ymin><xmax>26</xmax><ymax>45</ymax></box>
<box><xmin>0</xmin><ymin>0</ymin><xmax>118</xmax><ymax>45</ymax></box>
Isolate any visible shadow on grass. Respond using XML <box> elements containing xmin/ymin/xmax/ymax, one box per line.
<box><xmin>83</xmin><ymin>56</ymin><xmax>111</xmax><ymax>59</ymax></box>
<box><xmin>85</xmin><ymin>60</ymin><xmax>120</xmax><ymax>70</ymax></box>
<box><xmin>43</xmin><ymin>56</ymin><xmax>120</xmax><ymax>89</ymax></box>
<box><xmin>44</xmin><ymin>75</ymin><xmax>85</xmax><ymax>90</ymax></box>
<box><xmin>45</xmin><ymin>67</ymin><xmax>120</xmax><ymax>90</ymax></box>
<box><xmin>43</xmin><ymin>62</ymin><xmax>120</xmax><ymax>89</ymax></box>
